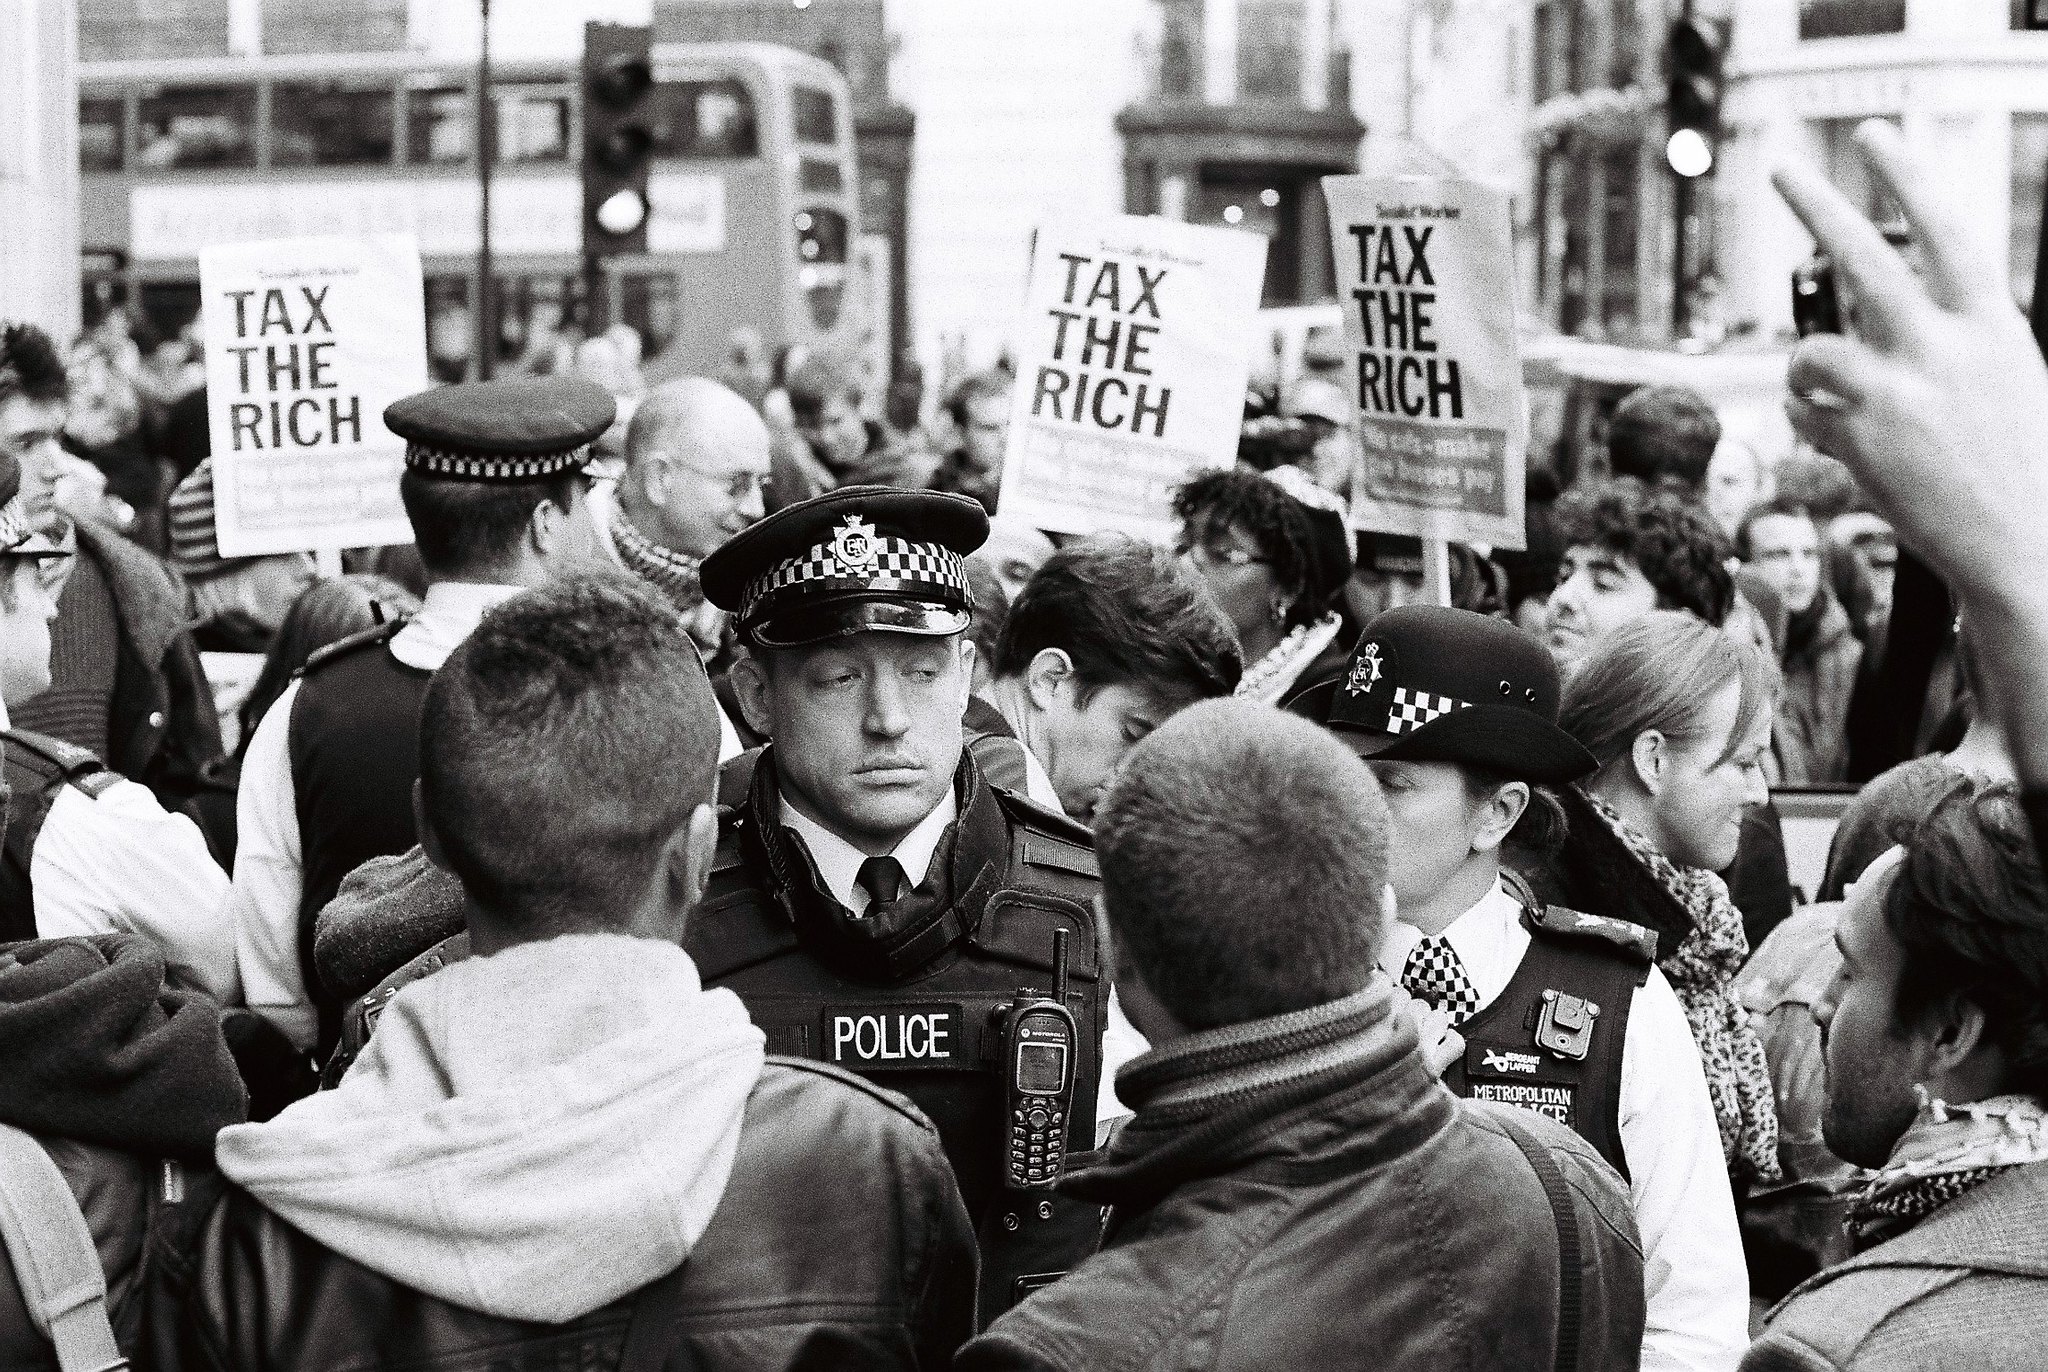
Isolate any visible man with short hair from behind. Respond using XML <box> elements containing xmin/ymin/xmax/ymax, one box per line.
<box><xmin>1608</xmin><ymin>385</ymin><xmax>1722</xmax><ymax>494</ymax></box>
<box><xmin>186</xmin><ymin>575</ymin><xmax>976</xmax><ymax>1370</ymax></box>
<box><xmin>1744</xmin><ymin>781</ymin><xmax>2048</xmax><ymax>1370</ymax></box>
<box><xmin>1738</xmin><ymin>498</ymin><xmax>1861</xmax><ymax>784</ymax></box>
<box><xmin>960</xmin><ymin>700</ymin><xmax>1645</xmax><ymax>1372</ymax></box>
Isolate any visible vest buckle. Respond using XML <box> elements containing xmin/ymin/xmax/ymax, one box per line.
<box><xmin>1534</xmin><ymin>989</ymin><xmax>1599</xmax><ymax>1061</ymax></box>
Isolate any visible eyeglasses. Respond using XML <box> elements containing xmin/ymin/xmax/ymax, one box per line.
<box><xmin>675</xmin><ymin>462</ymin><xmax>770</xmax><ymax>503</ymax></box>
<box><xmin>1176</xmin><ymin>535</ymin><xmax>1269</xmax><ymax>570</ymax></box>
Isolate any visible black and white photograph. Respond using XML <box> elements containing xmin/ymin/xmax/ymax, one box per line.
<box><xmin>1</xmin><ymin>0</ymin><xmax>2047</xmax><ymax>1366</ymax></box>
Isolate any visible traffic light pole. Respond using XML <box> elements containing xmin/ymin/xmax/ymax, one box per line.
<box><xmin>476</xmin><ymin>0</ymin><xmax>495</xmax><ymax>380</ymax></box>
<box><xmin>1671</xmin><ymin>0</ymin><xmax>1694</xmax><ymax>341</ymax></box>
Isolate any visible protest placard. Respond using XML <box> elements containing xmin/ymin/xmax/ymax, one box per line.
<box><xmin>1322</xmin><ymin>175</ymin><xmax>1526</xmax><ymax>551</ymax></box>
<box><xmin>199</xmin><ymin>234</ymin><xmax>427</xmax><ymax>557</ymax></box>
<box><xmin>996</xmin><ymin>214</ymin><xmax>1267</xmax><ymax>541</ymax></box>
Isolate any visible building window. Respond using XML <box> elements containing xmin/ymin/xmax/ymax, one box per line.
<box><xmin>2014</xmin><ymin>113</ymin><xmax>2048</xmax><ymax>310</ymax></box>
<box><xmin>1239</xmin><ymin>0</ymin><xmax>1306</xmax><ymax>103</ymax></box>
<box><xmin>651</xmin><ymin>79</ymin><xmax>758</xmax><ymax>158</ymax></box>
<box><xmin>272</xmin><ymin>83</ymin><xmax>395</xmax><ymax>167</ymax></box>
<box><xmin>1531</xmin><ymin>0</ymin><xmax>1583</xmax><ymax>103</ymax></box>
<box><xmin>407</xmin><ymin>87</ymin><xmax>471</xmax><ymax>165</ymax></box>
<box><xmin>1600</xmin><ymin>149</ymin><xmax>1640</xmax><ymax>336</ymax></box>
<box><xmin>80</xmin><ymin>97</ymin><xmax>124</xmax><ymax>173</ymax></box>
<box><xmin>1798</xmin><ymin>0</ymin><xmax>1906</xmax><ymax>39</ymax></box>
<box><xmin>137</xmin><ymin>86</ymin><xmax>256</xmax><ymax>169</ymax></box>
<box><xmin>494</xmin><ymin>85</ymin><xmax>571</xmax><ymax>163</ymax></box>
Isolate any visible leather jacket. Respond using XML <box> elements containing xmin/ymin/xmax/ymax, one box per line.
<box><xmin>960</xmin><ymin>986</ymin><xmax>1646</xmax><ymax>1372</ymax></box>
<box><xmin>172</xmin><ymin>1059</ymin><xmax>977</xmax><ymax>1371</ymax></box>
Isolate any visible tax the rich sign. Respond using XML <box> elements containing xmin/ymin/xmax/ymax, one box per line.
<box><xmin>996</xmin><ymin>214</ymin><xmax>1267</xmax><ymax>540</ymax></box>
<box><xmin>1322</xmin><ymin>176</ymin><xmax>1526</xmax><ymax>550</ymax></box>
<box><xmin>199</xmin><ymin>234</ymin><xmax>426</xmax><ymax>557</ymax></box>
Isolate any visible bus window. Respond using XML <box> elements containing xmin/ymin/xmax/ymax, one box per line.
<box><xmin>272</xmin><ymin>82</ymin><xmax>395</xmax><ymax>167</ymax></box>
<box><xmin>799</xmin><ymin>158</ymin><xmax>844</xmax><ymax>193</ymax></box>
<box><xmin>407</xmin><ymin>87</ymin><xmax>471</xmax><ymax>165</ymax></box>
<box><xmin>80</xmin><ymin>97</ymin><xmax>124</xmax><ymax>173</ymax></box>
<box><xmin>137</xmin><ymin>86</ymin><xmax>256</xmax><ymax>169</ymax></box>
<box><xmin>495</xmin><ymin>84</ymin><xmax>571</xmax><ymax>163</ymax></box>
<box><xmin>792</xmin><ymin>85</ymin><xmax>837</xmax><ymax>145</ymax></box>
<box><xmin>650</xmin><ymin>79</ymin><xmax>757</xmax><ymax>158</ymax></box>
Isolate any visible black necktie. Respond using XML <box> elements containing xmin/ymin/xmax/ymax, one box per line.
<box><xmin>855</xmin><ymin>855</ymin><xmax>907</xmax><ymax>913</ymax></box>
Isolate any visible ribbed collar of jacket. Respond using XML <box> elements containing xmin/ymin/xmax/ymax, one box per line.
<box><xmin>1063</xmin><ymin>977</ymin><xmax>1453</xmax><ymax>1213</ymax></box>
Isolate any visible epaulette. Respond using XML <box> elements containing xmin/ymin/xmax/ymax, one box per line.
<box><xmin>993</xmin><ymin>786</ymin><xmax>1098</xmax><ymax>878</ymax></box>
<box><xmin>1527</xmin><ymin>903</ymin><xmax>1658</xmax><ymax>965</ymax></box>
<box><xmin>1</xmin><ymin>729</ymin><xmax>104</xmax><ymax>781</ymax></box>
<box><xmin>298</xmin><ymin>619</ymin><xmax>404</xmax><ymax>678</ymax></box>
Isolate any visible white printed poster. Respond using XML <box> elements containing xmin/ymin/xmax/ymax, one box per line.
<box><xmin>1323</xmin><ymin>175</ymin><xmax>1526</xmax><ymax>550</ymax></box>
<box><xmin>199</xmin><ymin>234</ymin><xmax>427</xmax><ymax>557</ymax></box>
<box><xmin>996</xmin><ymin>214</ymin><xmax>1268</xmax><ymax>540</ymax></box>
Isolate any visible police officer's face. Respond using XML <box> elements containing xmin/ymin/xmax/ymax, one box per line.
<box><xmin>1813</xmin><ymin>852</ymin><xmax>1929</xmax><ymax>1169</ymax></box>
<box><xmin>0</xmin><ymin>558</ymin><xmax>60</xmax><ymax>709</ymax></box>
<box><xmin>755</xmin><ymin>632</ymin><xmax>971</xmax><ymax>851</ymax></box>
<box><xmin>1366</xmin><ymin>760</ymin><xmax>1498</xmax><ymax>917</ymax></box>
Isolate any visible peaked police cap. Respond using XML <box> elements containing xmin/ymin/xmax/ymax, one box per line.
<box><xmin>384</xmin><ymin>377</ymin><xmax>615</xmax><ymax>482</ymax></box>
<box><xmin>701</xmin><ymin>485</ymin><xmax>989</xmax><ymax>649</ymax></box>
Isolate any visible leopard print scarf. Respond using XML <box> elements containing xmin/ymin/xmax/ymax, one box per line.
<box><xmin>1581</xmin><ymin>790</ymin><xmax>1782</xmax><ymax>1186</ymax></box>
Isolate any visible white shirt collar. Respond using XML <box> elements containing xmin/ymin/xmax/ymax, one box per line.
<box><xmin>389</xmin><ymin>581</ymin><xmax>526</xmax><ymax>671</ymax></box>
<box><xmin>1377</xmin><ymin>876</ymin><xmax>1531</xmax><ymax>1009</ymax></box>
<box><xmin>780</xmin><ymin>790</ymin><xmax>959</xmax><ymax>917</ymax></box>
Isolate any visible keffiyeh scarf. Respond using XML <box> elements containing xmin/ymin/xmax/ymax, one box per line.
<box><xmin>1582</xmin><ymin>790</ymin><xmax>1782</xmax><ymax>1186</ymax></box>
<box><xmin>1849</xmin><ymin>1094</ymin><xmax>2048</xmax><ymax>1252</ymax></box>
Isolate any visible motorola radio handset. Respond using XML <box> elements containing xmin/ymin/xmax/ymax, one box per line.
<box><xmin>998</xmin><ymin>928</ymin><xmax>1079</xmax><ymax>1190</ymax></box>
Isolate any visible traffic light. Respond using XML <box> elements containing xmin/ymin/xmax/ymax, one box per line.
<box><xmin>1665</xmin><ymin>17</ymin><xmax>1727</xmax><ymax>179</ymax></box>
<box><xmin>583</xmin><ymin>22</ymin><xmax>654</xmax><ymax>258</ymax></box>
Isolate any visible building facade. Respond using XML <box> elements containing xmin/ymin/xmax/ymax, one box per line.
<box><xmin>1719</xmin><ymin>0</ymin><xmax>2048</xmax><ymax>335</ymax></box>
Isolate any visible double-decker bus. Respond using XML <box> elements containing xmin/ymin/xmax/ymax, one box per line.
<box><xmin>78</xmin><ymin>42</ymin><xmax>860</xmax><ymax>379</ymax></box>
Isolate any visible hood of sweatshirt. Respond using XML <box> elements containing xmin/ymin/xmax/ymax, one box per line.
<box><xmin>215</xmin><ymin>933</ymin><xmax>766</xmax><ymax>1323</ymax></box>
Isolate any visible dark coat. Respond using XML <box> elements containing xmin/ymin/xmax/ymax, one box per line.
<box><xmin>1743</xmin><ymin>1159</ymin><xmax>2048</xmax><ymax>1371</ymax></box>
<box><xmin>174</xmin><ymin>1060</ymin><xmax>977</xmax><ymax>1372</ymax></box>
<box><xmin>73</xmin><ymin>518</ymin><xmax>225</xmax><ymax>807</ymax></box>
<box><xmin>959</xmin><ymin>998</ymin><xmax>1645</xmax><ymax>1372</ymax></box>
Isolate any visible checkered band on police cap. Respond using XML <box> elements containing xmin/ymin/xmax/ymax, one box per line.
<box><xmin>741</xmin><ymin>518</ymin><xmax>970</xmax><ymax>624</ymax></box>
<box><xmin>402</xmin><ymin>443</ymin><xmax>595</xmax><ymax>482</ymax></box>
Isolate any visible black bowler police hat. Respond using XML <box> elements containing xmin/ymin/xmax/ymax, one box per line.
<box><xmin>701</xmin><ymin>485</ymin><xmax>989</xmax><ymax>649</ymax></box>
<box><xmin>1285</xmin><ymin>604</ymin><xmax>1597</xmax><ymax>784</ymax></box>
<box><xmin>384</xmin><ymin>377</ymin><xmax>615</xmax><ymax>481</ymax></box>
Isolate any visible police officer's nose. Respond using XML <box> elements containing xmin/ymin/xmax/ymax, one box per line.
<box><xmin>864</xmin><ymin>672</ymin><xmax>913</xmax><ymax>739</ymax></box>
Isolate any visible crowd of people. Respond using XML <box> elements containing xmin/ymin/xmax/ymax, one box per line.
<box><xmin>0</xmin><ymin>118</ymin><xmax>2046</xmax><ymax>1371</ymax></box>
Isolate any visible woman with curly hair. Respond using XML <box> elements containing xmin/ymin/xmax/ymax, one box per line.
<box><xmin>1523</xmin><ymin>610</ymin><xmax>1783</xmax><ymax>1200</ymax></box>
<box><xmin>1171</xmin><ymin>466</ymin><xmax>1353</xmax><ymax>704</ymax></box>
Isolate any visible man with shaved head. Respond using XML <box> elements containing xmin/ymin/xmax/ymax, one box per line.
<box><xmin>590</xmin><ymin>375</ymin><xmax>773</xmax><ymax>664</ymax></box>
<box><xmin>961</xmin><ymin>699</ymin><xmax>1646</xmax><ymax>1372</ymax></box>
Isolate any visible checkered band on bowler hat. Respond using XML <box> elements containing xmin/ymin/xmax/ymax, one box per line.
<box><xmin>1288</xmin><ymin>603</ymin><xmax>1599</xmax><ymax>785</ymax></box>
<box><xmin>702</xmin><ymin>485</ymin><xmax>990</xmax><ymax>649</ymax></box>
<box><xmin>384</xmin><ymin>376</ymin><xmax>615</xmax><ymax>483</ymax></box>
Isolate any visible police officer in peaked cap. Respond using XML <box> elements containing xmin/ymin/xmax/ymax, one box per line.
<box><xmin>224</xmin><ymin>376</ymin><xmax>615</xmax><ymax>1072</ymax></box>
<box><xmin>698</xmin><ymin>485</ymin><xmax>1115</xmax><ymax>1326</ymax></box>
<box><xmin>1288</xmin><ymin>605</ymin><xmax>1750</xmax><ymax>1367</ymax></box>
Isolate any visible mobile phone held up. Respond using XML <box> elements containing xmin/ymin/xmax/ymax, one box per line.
<box><xmin>1792</xmin><ymin>256</ymin><xmax>1843</xmax><ymax>338</ymax></box>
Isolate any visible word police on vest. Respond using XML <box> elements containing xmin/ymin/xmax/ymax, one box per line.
<box><xmin>827</xmin><ymin>1004</ymin><xmax>968</xmax><ymax>1069</ymax></box>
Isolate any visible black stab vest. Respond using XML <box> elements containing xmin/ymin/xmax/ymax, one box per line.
<box><xmin>287</xmin><ymin>622</ymin><xmax>428</xmax><ymax>1050</ymax></box>
<box><xmin>1439</xmin><ymin>901</ymin><xmax>1651</xmax><ymax>1181</ymax></box>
